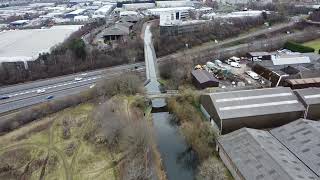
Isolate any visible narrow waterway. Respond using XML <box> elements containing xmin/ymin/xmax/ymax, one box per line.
<box><xmin>144</xmin><ymin>24</ymin><xmax>196</xmax><ymax>180</ymax></box>
<box><xmin>152</xmin><ymin>112</ymin><xmax>196</xmax><ymax>180</ymax></box>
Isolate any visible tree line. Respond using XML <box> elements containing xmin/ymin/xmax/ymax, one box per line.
<box><xmin>0</xmin><ymin>19</ymin><xmax>144</xmax><ymax>86</ymax></box>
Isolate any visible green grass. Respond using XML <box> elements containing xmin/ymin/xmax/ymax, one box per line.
<box><xmin>303</xmin><ymin>38</ymin><xmax>320</xmax><ymax>52</ymax></box>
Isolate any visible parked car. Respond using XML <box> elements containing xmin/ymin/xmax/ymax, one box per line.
<box><xmin>47</xmin><ymin>95</ymin><xmax>54</xmax><ymax>100</ymax></box>
<box><xmin>246</xmin><ymin>71</ymin><xmax>260</xmax><ymax>80</ymax></box>
<box><xmin>0</xmin><ymin>96</ymin><xmax>10</xmax><ymax>100</ymax></box>
<box><xmin>230</xmin><ymin>62</ymin><xmax>241</xmax><ymax>68</ymax></box>
<box><xmin>74</xmin><ymin>77</ymin><xmax>83</xmax><ymax>81</ymax></box>
<box><xmin>37</xmin><ymin>89</ymin><xmax>45</xmax><ymax>93</ymax></box>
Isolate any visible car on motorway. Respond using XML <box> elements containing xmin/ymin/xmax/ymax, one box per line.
<box><xmin>37</xmin><ymin>89</ymin><xmax>46</xmax><ymax>93</ymax></box>
<box><xmin>47</xmin><ymin>95</ymin><xmax>54</xmax><ymax>100</ymax></box>
<box><xmin>74</xmin><ymin>77</ymin><xmax>83</xmax><ymax>81</ymax></box>
<box><xmin>81</xmin><ymin>73</ymin><xmax>87</xmax><ymax>76</ymax></box>
<box><xmin>246</xmin><ymin>71</ymin><xmax>260</xmax><ymax>80</ymax></box>
<box><xmin>0</xmin><ymin>95</ymin><xmax>10</xmax><ymax>100</ymax></box>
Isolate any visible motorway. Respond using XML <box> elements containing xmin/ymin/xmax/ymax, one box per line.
<box><xmin>0</xmin><ymin>62</ymin><xmax>145</xmax><ymax>115</ymax></box>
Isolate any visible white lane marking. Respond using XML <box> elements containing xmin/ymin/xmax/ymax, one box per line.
<box><xmin>219</xmin><ymin>100</ymin><xmax>299</xmax><ymax>111</ymax></box>
<box><xmin>305</xmin><ymin>94</ymin><xmax>320</xmax><ymax>99</ymax></box>
<box><xmin>216</xmin><ymin>93</ymin><xmax>292</xmax><ymax>102</ymax></box>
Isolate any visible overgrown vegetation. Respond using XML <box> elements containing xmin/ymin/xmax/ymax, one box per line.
<box><xmin>166</xmin><ymin>90</ymin><xmax>230</xmax><ymax>179</ymax></box>
<box><xmin>284</xmin><ymin>41</ymin><xmax>315</xmax><ymax>53</ymax></box>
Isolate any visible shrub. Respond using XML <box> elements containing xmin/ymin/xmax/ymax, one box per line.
<box><xmin>284</xmin><ymin>41</ymin><xmax>315</xmax><ymax>53</ymax></box>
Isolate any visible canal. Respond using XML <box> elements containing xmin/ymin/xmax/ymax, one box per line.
<box><xmin>144</xmin><ymin>24</ymin><xmax>196</xmax><ymax>180</ymax></box>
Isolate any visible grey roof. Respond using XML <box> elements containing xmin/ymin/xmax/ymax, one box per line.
<box><xmin>206</xmin><ymin>87</ymin><xmax>305</xmax><ymax>120</ymax></box>
<box><xmin>294</xmin><ymin>88</ymin><xmax>320</xmax><ymax>105</ymax></box>
<box><xmin>218</xmin><ymin>128</ymin><xmax>318</xmax><ymax>180</ymax></box>
<box><xmin>102</xmin><ymin>24</ymin><xmax>130</xmax><ymax>36</ymax></box>
<box><xmin>272</xmin><ymin>54</ymin><xmax>311</xmax><ymax>66</ymax></box>
<box><xmin>191</xmin><ymin>70</ymin><xmax>218</xmax><ymax>84</ymax></box>
<box><xmin>270</xmin><ymin>119</ymin><xmax>320</xmax><ymax>177</ymax></box>
<box><xmin>248</xmin><ymin>52</ymin><xmax>272</xmax><ymax>57</ymax></box>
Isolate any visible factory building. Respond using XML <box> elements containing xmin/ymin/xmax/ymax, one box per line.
<box><xmin>271</xmin><ymin>119</ymin><xmax>320</xmax><ymax>177</ymax></box>
<box><xmin>294</xmin><ymin>88</ymin><xmax>320</xmax><ymax>120</ymax></box>
<box><xmin>65</xmin><ymin>9</ymin><xmax>87</xmax><ymax>18</ymax></box>
<box><xmin>217</xmin><ymin>128</ymin><xmax>318</xmax><ymax>180</ymax></box>
<box><xmin>200</xmin><ymin>87</ymin><xmax>305</xmax><ymax>134</ymax></box>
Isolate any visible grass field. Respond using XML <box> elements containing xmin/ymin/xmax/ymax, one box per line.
<box><xmin>0</xmin><ymin>103</ymin><xmax>117</xmax><ymax>180</ymax></box>
<box><xmin>303</xmin><ymin>38</ymin><xmax>320</xmax><ymax>52</ymax></box>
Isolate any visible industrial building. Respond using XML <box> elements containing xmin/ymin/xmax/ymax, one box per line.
<box><xmin>271</xmin><ymin>119</ymin><xmax>320</xmax><ymax>177</ymax></box>
<box><xmin>191</xmin><ymin>70</ymin><xmax>219</xmax><ymax>89</ymax></box>
<box><xmin>294</xmin><ymin>88</ymin><xmax>320</xmax><ymax>120</ymax></box>
<box><xmin>200</xmin><ymin>87</ymin><xmax>305</xmax><ymax>134</ymax></box>
<box><xmin>286</xmin><ymin>77</ymin><xmax>320</xmax><ymax>89</ymax></box>
<box><xmin>247</xmin><ymin>52</ymin><xmax>273</xmax><ymax>61</ymax></box>
<box><xmin>252</xmin><ymin>53</ymin><xmax>320</xmax><ymax>87</ymax></box>
<box><xmin>65</xmin><ymin>9</ymin><xmax>87</xmax><ymax>18</ymax></box>
<box><xmin>93</xmin><ymin>4</ymin><xmax>116</xmax><ymax>18</ymax></box>
<box><xmin>217</xmin><ymin>128</ymin><xmax>318</xmax><ymax>180</ymax></box>
<box><xmin>122</xmin><ymin>3</ymin><xmax>155</xmax><ymax>10</ymax></box>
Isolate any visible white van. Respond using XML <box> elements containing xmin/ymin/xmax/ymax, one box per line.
<box><xmin>230</xmin><ymin>62</ymin><xmax>241</xmax><ymax>68</ymax></box>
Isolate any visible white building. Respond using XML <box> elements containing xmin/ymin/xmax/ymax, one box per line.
<box><xmin>155</xmin><ymin>1</ymin><xmax>195</xmax><ymax>8</ymax></box>
<box><xmin>74</xmin><ymin>15</ymin><xmax>89</xmax><ymax>22</ymax></box>
<box><xmin>94</xmin><ymin>4</ymin><xmax>116</xmax><ymax>16</ymax></box>
<box><xmin>122</xmin><ymin>3</ymin><xmax>155</xmax><ymax>11</ymax></box>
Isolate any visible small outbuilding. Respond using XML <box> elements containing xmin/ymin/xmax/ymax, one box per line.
<box><xmin>294</xmin><ymin>88</ymin><xmax>320</xmax><ymax>120</ymax></box>
<box><xmin>191</xmin><ymin>70</ymin><xmax>219</xmax><ymax>89</ymax></box>
<box><xmin>200</xmin><ymin>87</ymin><xmax>305</xmax><ymax>134</ymax></box>
<box><xmin>247</xmin><ymin>51</ymin><xmax>272</xmax><ymax>61</ymax></box>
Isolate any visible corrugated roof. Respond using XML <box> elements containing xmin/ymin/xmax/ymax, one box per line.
<box><xmin>218</xmin><ymin>128</ymin><xmax>318</xmax><ymax>180</ymax></box>
<box><xmin>272</xmin><ymin>55</ymin><xmax>311</xmax><ymax>66</ymax></box>
<box><xmin>248</xmin><ymin>52</ymin><xmax>272</xmax><ymax>57</ymax></box>
<box><xmin>207</xmin><ymin>87</ymin><xmax>305</xmax><ymax>120</ymax></box>
<box><xmin>287</xmin><ymin>78</ymin><xmax>320</xmax><ymax>85</ymax></box>
<box><xmin>270</xmin><ymin>119</ymin><xmax>320</xmax><ymax>177</ymax></box>
<box><xmin>294</xmin><ymin>88</ymin><xmax>320</xmax><ymax>105</ymax></box>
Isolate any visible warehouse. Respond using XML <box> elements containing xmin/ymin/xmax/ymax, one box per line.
<box><xmin>294</xmin><ymin>88</ymin><xmax>320</xmax><ymax>120</ymax></box>
<box><xmin>270</xmin><ymin>119</ymin><xmax>320</xmax><ymax>177</ymax></box>
<box><xmin>200</xmin><ymin>87</ymin><xmax>305</xmax><ymax>134</ymax></box>
<box><xmin>191</xmin><ymin>70</ymin><xmax>219</xmax><ymax>89</ymax></box>
<box><xmin>217</xmin><ymin>128</ymin><xmax>318</xmax><ymax>180</ymax></box>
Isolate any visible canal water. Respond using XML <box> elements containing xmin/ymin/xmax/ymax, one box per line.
<box><xmin>152</xmin><ymin>112</ymin><xmax>197</xmax><ymax>180</ymax></box>
<box><xmin>144</xmin><ymin>24</ymin><xmax>197</xmax><ymax>180</ymax></box>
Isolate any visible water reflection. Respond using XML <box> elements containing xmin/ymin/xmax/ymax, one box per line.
<box><xmin>152</xmin><ymin>112</ymin><xmax>196</xmax><ymax>180</ymax></box>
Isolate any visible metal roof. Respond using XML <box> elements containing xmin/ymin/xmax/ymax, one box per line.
<box><xmin>270</xmin><ymin>119</ymin><xmax>320</xmax><ymax>177</ymax></box>
<box><xmin>218</xmin><ymin>128</ymin><xmax>318</xmax><ymax>180</ymax></box>
<box><xmin>248</xmin><ymin>52</ymin><xmax>272</xmax><ymax>57</ymax></box>
<box><xmin>288</xmin><ymin>78</ymin><xmax>320</xmax><ymax>86</ymax></box>
<box><xmin>207</xmin><ymin>87</ymin><xmax>305</xmax><ymax>120</ymax></box>
<box><xmin>272</xmin><ymin>55</ymin><xmax>311</xmax><ymax>66</ymax></box>
<box><xmin>191</xmin><ymin>70</ymin><xmax>218</xmax><ymax>84</ymax></box>
<box><xmin>294</xmin><ymin>88</ymin><xmax>320</xmax><ymax>105</ymax></box>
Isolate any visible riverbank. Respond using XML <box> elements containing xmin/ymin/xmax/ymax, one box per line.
<box><xmin>166</xmin><ymin>89</ymin><xmax>232</xmax><ymax>179</ymax></box>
